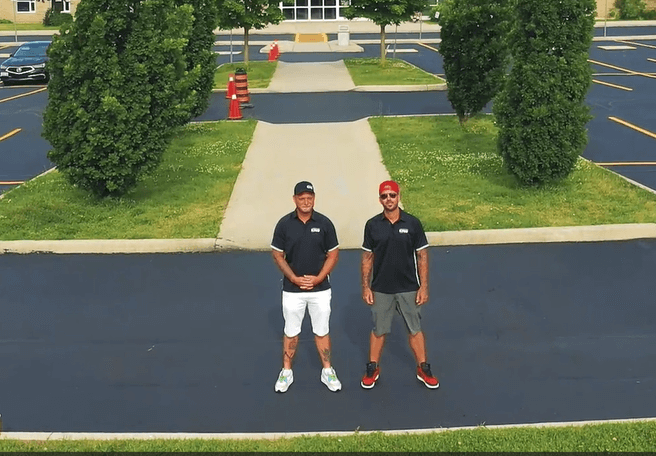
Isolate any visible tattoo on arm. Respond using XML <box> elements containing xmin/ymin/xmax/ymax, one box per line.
<box><xmin>361</xmin><ymin>251</ymin><xmax>373</xmax><ymax>288</ymax></box>
<box><xmin>417</xmin><ymin>248</ymin><xmax>429</xmax><ymax>287</ymax></box>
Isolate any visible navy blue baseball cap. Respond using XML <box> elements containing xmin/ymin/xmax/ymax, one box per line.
<box><xmin>294</xmin><ymin>181</ymin><xmax>315</xmax><ymax>195</ymax></box>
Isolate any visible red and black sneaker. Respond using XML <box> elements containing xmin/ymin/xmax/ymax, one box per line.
<box><xmin>417</xmin><ymin>362</ymin><xmax>439</xmax><ymax>389</ymax></box>
<box><xmin>361</xmin><ymin>361</ymin><xmax>380</xmax><ymax>389</ymax></box>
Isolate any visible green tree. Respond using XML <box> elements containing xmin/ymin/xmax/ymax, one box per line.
<box><xmin>216</xmin><ymin>0</ymin><xmax>284</xmax><ymax>65</ymax></box>
<box><xmin>342</xmin><ymin>0</ymin><xmax>429</xmax><ymax>64</ymax></box>
<box><xmin>494</xmin><ymin>0</ymin><xmax>595</xmax><ymax>186</ymax></box>
<box><xmin>178</xmin><ymin>0</ymin><xmax>219</xmax><ymax>118</ymax></box>
<box><xmin>43</xmin><ymin>0</ymin><xmax>197</xmax><ymax>197</ymax></box>
<box><xmin>438</xmin><ymin>0</ymin><xmax>511</xmax><ymax>124</ymax></box>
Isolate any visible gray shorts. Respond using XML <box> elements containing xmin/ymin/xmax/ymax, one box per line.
<box><xmin>371</xmin><ymin>291</ymin><xmax>422</xmax><ymax>336</ymax></box>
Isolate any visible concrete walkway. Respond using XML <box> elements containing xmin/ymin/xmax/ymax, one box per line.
<box><xmin>266</xmin><ymin>61</ymin><xmax>356</xmax><ymax>92</ymax></box>
<box><xmin>217</xmin><ymin>60</ymin><xmax>391</xmax><ymax>249</ymax></box>
<box><xmin>217</xmin><ymin>119</ymin><xmax>390</xmax><ymax>249</ymax></box>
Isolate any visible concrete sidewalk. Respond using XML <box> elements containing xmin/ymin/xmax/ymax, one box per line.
<box><xmin>217</xmin><ymin>119</ymin><xmax>391</xmax><ymax>249</ymax></box>
<box><xmin>266</xmin><ymin>60</ymin><xmax>356</xmax><ymax>92</ymax></box>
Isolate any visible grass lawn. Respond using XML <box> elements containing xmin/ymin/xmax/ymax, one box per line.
<box><xmin>0</xmin><ymin>121</ymin><xmax>256</xmax><ymax>240</ymax></box>
<box><xmin>344</xmin><ymin>58</ymin><xmax>445</xmax><ymax>85</ymax></box>
<box><xmin>214</xmin><ymin>61</ymin><xmax>278</xmax><ymax>89</ymax></box>
<box><xmin>0</xmin><ymin>24</ymin><xmax>59</xmax><ymax>31</ymax></box>
<box><xmin>0</xmin><ymin>421</ymin><xmax>655</xmax><ymax>451</ymax></box>
<box><xmin>369</xmin><ymin>115</ymin><xmax>656</xmax><ymax>232</ymax></box>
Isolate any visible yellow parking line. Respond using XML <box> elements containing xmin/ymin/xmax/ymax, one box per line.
<box><xmin>597</xmin><ymin>162</ymin><xmax>656</xmax><ymax>166</ymax></box>
<box><xmin>417</xmin><ymin>42</ymin><xmax>439</xmax><ymax>53</ymax></box>
<box><xmin>648</xmin><ymin>58</ymin><xmax>656</xmax><ymax>64</ymax></box>
<box><xmin>592</xmin><ymin>79</ymin><xmax>632</xmax><ymax>91</ymax></box>
<box><xmin>0</xmin><ymin>180</ymin><xmax>25</xmax><ymax>185</ymax></box>
<box><xmin>0</xmin><ymin>87</ymin><xmax>47</xmax><ymax>103</ymax></box>
<box><xmin>588</xmin><ymin>58</ymin><xmax>656</xmax><ymax>80</ymax></box>
<box><xmin>0</xmin><ymin>128</ymin><xmax>21</xmax><ymax>142</ymax></box>
<box><xmin>615</xmin><ymin>39</ymin><xmax>656</xmax><ymax>50</ymax></box>
<box><xmin>608</xmin><ymin>116</ymin><xmax>656</xmax><ymax>141</ymax></box>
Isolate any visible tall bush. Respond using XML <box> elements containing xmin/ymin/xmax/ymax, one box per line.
<box><xmin>178</xmin><ymin>0</ymin><xmax>219</xmax><ymax>118</ymax></box>
<box><xmin>438</xmin><ymin>0</ymin><xmax>511</xmax><ymax>124</ymax></box>
<box><xmin>43</xmin><ymin>0</ymin><xmax>197</xmax><ymax>198</ymax></box>
<box><xmin>494</xmin><ymin>0</ymin><xmax>595</xmax><ymax>186</ymax></box>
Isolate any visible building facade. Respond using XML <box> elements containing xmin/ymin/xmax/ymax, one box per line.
<box><xmin>1</xmin><ymin>0</ymin><xmax>79</xmax><ymax>24</ymax></box>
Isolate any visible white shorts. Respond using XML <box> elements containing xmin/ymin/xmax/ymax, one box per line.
<box><xmin>282</xmin><ymin>289</ymin><xmax>332</xmax><ymax>337</ymax></box>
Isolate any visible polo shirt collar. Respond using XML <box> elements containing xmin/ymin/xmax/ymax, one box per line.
<box><xmin>379</xmin><ymin>208</ymin><xmax>406</xmax><ymax>223</ymax></box>
<box><xmin>293</xmin><ymin>209</ymin><xmax>315</xmax><ymax>221</ymax></box>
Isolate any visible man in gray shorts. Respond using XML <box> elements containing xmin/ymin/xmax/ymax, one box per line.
<box><xmin>360</xmin><ymin>180</ymin><xmax>439</xmax><ymax>389</ymax></box>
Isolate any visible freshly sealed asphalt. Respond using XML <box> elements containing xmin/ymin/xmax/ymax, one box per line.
<box><xmin>1</xmin><ymin>242</ymin><xmax>656</xmax><ymax>433</ymax></box>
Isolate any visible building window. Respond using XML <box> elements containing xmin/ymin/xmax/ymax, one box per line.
<box><xmin>17</xmin><ymin>0</ymin><xmax>36</xmax><ymax>12</ymax></box>
<box><xmin>62</xmin><ymin>1</ymin><xmax>71</xmax><ymax>12</ymax></box>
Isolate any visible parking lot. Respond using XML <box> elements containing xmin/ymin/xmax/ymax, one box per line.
<box><xmin>1</xmin><ymin>29</ymin><xmax>656</xmax><ymax>194</ymax></box>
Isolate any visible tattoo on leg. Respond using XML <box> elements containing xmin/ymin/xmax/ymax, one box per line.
<box><xmin>284</xmin><ymin>337</ymin><xmax>298</xmax><ymax>362</ymax></box>
<box><xmin>320</xmin><ymin>348</ymin><xmax>331</xmax><ymax>364</ymax></box>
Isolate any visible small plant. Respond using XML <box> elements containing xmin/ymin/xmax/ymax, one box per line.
<box><xmin>0</xmin><ymin>19</ymin><xmax>13</xmax><ymax>24</ymax></box>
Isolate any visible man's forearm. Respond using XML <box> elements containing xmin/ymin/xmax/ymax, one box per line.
<box><xmin>316</xmin><ymin>249</ymin><xmax>339</xmax><ymax>282</ymax></box>
<box><xmin>417</xmin><ymin>248</ymin><xmax>429</xmax><ymax>289</ymax></box>
<box><xmin>272</xmin><ymin>250</ymin><xmax>297</xmax><ymax>283</ymax></box>
<box><xmin>361</xmin><ymin>251</ymin><xmax>373</xmax><ymax>290</ymax></box>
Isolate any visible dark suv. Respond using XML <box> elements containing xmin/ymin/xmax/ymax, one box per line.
<box><xmin>0</xmin><ymin>41</ymin><xmax>50</xmax><ymax>85</ymax></box>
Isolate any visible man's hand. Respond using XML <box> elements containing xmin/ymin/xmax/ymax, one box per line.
<box><xmin>362</xmin><ymin>287</ymin><xmax>374</xmax><ymax>305</ymax></box>
<box><xmin>416</xmin><ymin>285</ymin><xmax>429</xmax><ymax>305</ymax></box>
<box><xmin>300</xmin><ymin>275</ymin><xmax>320</xmax><ymax>290</ymax></box>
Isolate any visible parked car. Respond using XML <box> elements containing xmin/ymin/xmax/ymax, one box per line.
<box><xmin>0</xmin><ymin>41</ymin><xmax>50</xmax><ymax>86</ymax></box>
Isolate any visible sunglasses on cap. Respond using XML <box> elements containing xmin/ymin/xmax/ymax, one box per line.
<box><xmin>379</xmin><ymin>193</ymin><xmax>398</xmax><ymax>199</ymax></box>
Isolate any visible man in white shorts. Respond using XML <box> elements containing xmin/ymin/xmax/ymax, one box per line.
<box><xmin>271</xmin><ymin>181</ymin><xmax>342</xmax><ymax>393</ymax></box>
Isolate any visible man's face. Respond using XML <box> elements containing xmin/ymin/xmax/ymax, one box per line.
<box><xmin>294</xmin><ymin>192</ymin><xmax>315</xmax><ymax>215</ymax></box>
<box><xmin>379</xmin><ymin>189</ymin><xmax>399</xmax><ymax>211</ymax></box>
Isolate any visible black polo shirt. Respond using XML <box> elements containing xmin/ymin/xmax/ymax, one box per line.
<box><xmin>362</xmin><ymin>209</ymin><xmax>429</xmax><ymax>294</ymax></box>
<box><xmin>271</xmin><ymin>210</ymin><xmax>339</xmax><ymax>293</ymax></box>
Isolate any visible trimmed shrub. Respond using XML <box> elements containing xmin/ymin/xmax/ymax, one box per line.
<box><xmin>438</xmin><ymin>0</ymin><xmax>511</xmax><ymax>124</ymax></box>
<box><xmin>494</xmin><ymin>0</ymin><xmax>596</xmax><ymax>186</ymax></box>
<box><xmin>42</xmin><ymin>0</ymin><xmax>197</xmax><ymax>198</ymax></box>
<box><xmin>614</xmin><ymin>0</ymin><xmax>647</xmax><ymax>18</ymax></box>
<box><xmin>43</xmin><ymin>8</ymin><xmax>73</xmax><ymax>26</ymax></box>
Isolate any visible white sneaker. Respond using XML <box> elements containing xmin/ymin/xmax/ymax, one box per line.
<box><xmin>321</xmin><ymin>367</ymin><xmax>342</xmax><ymax>392</ymax></box>
<box><xmin>275</xmin><ymin>368</ymin><xmax>293</xmax><ymax>393</ymax></box>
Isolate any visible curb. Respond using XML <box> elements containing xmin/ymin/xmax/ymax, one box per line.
<box><xmin>2</xmin><ymin>224</ymin><xmax>655</xmax><ymax>254</ymax></box>
<box><xmin>427</xmin><ymin>223</ymin><xmax>656</xmax><ymax>247</ymax></box>
<box><xmin>213</xmin><ymin>84</ymin><xmax>447</xmax><ymax>94</ymax></box>
<box><xmin>1</xmin><ymin>416</ymin><xmax>655</xmax><ymax>441</ymax></box>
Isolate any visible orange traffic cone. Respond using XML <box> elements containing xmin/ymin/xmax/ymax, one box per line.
<box><xmin>268</xmin><ymin>43</ymin><xmax>276</xmax><ymax>61</ymax></box>
<box><xmin>228</xmin><ymin>94</ymin><xmax>242</xmax><ymax>120</ymax></box>
<box><xmin>225</xmin><ymin>74</ymin><xmax>236</xmax><ymax>99</ymax></box>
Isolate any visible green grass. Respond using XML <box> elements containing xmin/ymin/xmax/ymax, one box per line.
<box><xmin>0</xmin><ymin>121</ymin><xmax>256</xmax><ymax>240</ymax></box>
<box><xmin>344</xmin><ymin>58</ymin><xmax>445</xmax><ymax>85</ymax></box>
<box><xmin>369</xmin><ymin>115</ymin><xmax>656</xmax><ymax>231</ymax></box>
<box><xmin>0</xmin><ymin>23</ymin><xmax>59</xmax><ymax>31</ymax></box>
<box><xmin>214</xmin><ymin>61</ymin><xmax>278</xmax><ymax>89</ymax></box>
<box><xmin>0</xmin><ymin>421</ymin><xmax>655</xmax><ymax>451</ymax></box>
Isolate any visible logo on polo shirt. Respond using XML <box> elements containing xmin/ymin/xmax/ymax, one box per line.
<box><xmin>311</xmin><ymin>227</ymin><xmax>321</xmax><ymax>233</ymax></box>
<box><xmin>399</xmin><ymin>228</ymin><xmax>409</xmax><ymax>234</ymax></box>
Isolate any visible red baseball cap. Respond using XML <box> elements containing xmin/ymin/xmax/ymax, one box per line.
<box><xmin>379</xmin><ymin>180</ymin><xmax>399</xmax><ymax>195</ymax></box>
